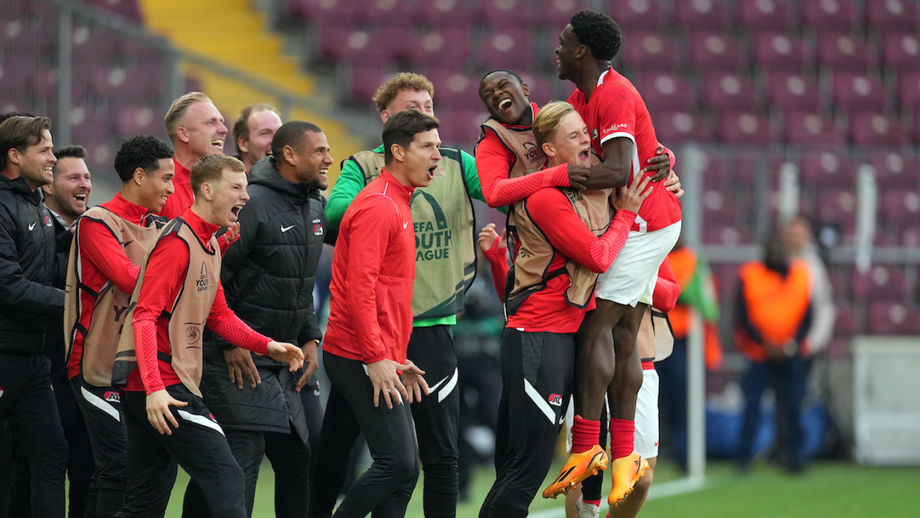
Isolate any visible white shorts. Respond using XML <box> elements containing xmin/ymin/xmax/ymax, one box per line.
<box><xmin>564</xmin><ymin>368</ymin><xmax>659</xmax><ymax>459</ymax></box>
<box><xmin>595</xmin><ymin>221</ymin><xmax>681</xmax><ymax>306</ymax></box>
<box><xmin>635</xmin><ymin>367</ymin><xmax>660</xmax><ymax>459</ymax></box>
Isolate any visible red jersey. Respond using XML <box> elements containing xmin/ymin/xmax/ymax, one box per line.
<box><xmin>323</xmin><ymin>169</ymin><xmax>416</xmax><ymax>365</ymax></box>
<box><xmin>568</xmin><ymin>67</ymin><xmax>682</xmax><ymax>232</ymax></box>
<box><xmin>158</xmin><ymin>158</ymin><xmax>193</xmax><ymax>220</ymax></box>
<box><xmin>126</xmin><ymin>209</ymin><xmax>269</xmax><ymax>394</ymax></box>
<box><xmin>67</xmin><ymin>193</ymin><xmax>149</xmax><ymax>380</ymax></box>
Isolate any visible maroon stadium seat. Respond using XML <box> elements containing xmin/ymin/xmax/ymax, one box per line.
<box><xmin>88</xmin><ymin>0</ymin><xmax>142</xmax><ymax>22</ymax></box>
<box><xmin>867</xmin><ymin>302</ymin><xmax>920</xmax><ymax>335</ymax></box>
<box><xmin>814</xmin><ymin>188</ymin><xmax>857</xmax><ymax>236</ymax></box>
<box><xmin>653</xmin><ymin>111</ymin><xmax>711</xmax><ymax>143</ymax></box>
<box><xmin>802</xmin><ymin>0</ymin><xmax>857</xmax><ymax>33</ymax></box>
<box><xmin>517</xmin><ymin>72</ymin><xmax>554</xmax><ymax>107</ymax></box>
<box><xmin>784</xmin><ymin>112</ymin><xmax>844</xmax><ymax>146</ymax></box>
<box><xmin>317</xmin><ymin>25</ymin><xmax>354</xmax><ymax>61</ymax></box>
<box><xmin>754</xmin><ymin>34</ymin><xmax>810</xmax><ymax>72</ymax></box>
<box><xmin>675</xmin><ymin>0</ymin><xmax>730</xmax><ymax>31</ymax></box>
<box><xmin>480</xmin><ymin>0</ymin><xmax>537</xmax><ymax>29</ymax></box>
<box><xmin>609</xmin><ymin>0</ymin><xmax>669</xmax><ymax>30</ymax></box>
<box><xmin>866</xmin><ymin>0</ymin><xmax>920</xmax><ymax>32</ymax></box>
<box><xmin>704</xmin><ymin>73</ymin><xmax>758</xmax><ymax>112</ymax></box>
<box><xmin>699</xmin><ymin>151</ymin><xmax>729</xmax><ymax>188</ymax></box>
<box><xmin>898</xmin><ymin>72</ymin><xmax>920</xmax><ymax>111</ymax></box>
<box><xmin>357</xmin><ymin>0</ymin><xmax>413</xmax><ymax>25</ymax></box>
<box><xmin>0</xmin><ymin>57</ymin><xmax>32</xmax><ymax>98</ymax></box>
<box><xmin>116</xmin><ymin>106</ymin><xmax>159</xmax><ymax>137</ymax></box>
<box><xmin>718</xmin><ymin>112</ymin><xmax>773</xmax><ymax>144</ymax></box>
<box><xmin>903</xmin><ymin>226</ymin><xmax>920</xmax><ymax>248</ymax></box>
<box><xmin>867</xmin><ymin>152</ymin><xmax>920</xmax><ymax>190</ymax></box>
<box><xmin>417</xmin><ymin>0</ymin><xmax>474</xmax><ymax>26</ymax></box>
<box><xmin>436</xmin><ymin>108</ymin><xmax>488</xmax><ymax>145</ymax></box>
<box><xmin>427</xmin><ymin>69</ymin><xmax>479</xmax><ymax>111</ymax></box>
<box><xmin>834</xmin><ymin>305</ymin><xmax>860</xmax><ymax>340</ymax></box>
<box><xmin>408</xmin><ymin>29</ymin><xmax>470</xmax><ymax>67</ymax></box>
<box><xmin>832</xmin><ymin>73</ymin><xmax>886</xmax><ymax>114</ymax></box>
<box><xmin>828</xmin><ymin>265</ymin><xmax>852</xmax><ymax>301</ymax></box>
<box><xmin>882</xmin><ymin>33</ymin><xmax>920</xmax><ymax>72</ymax></box>
<box><xmin>481</xmin><ymin>28</ymin><xmax>532</xmax><ymax>69</ymax></box>
<box><xmin>1</xmin><ymin>20</ymin><xmax>55</xmax><ymax>55</ymax></box>
<box><xmin>622</xmin><ymin>33</ymin><xmax>680</xmax><ymax>72</ymax></box>
<box><xmin>702</xmin><ymin>189</ymin><xmax>740</xmax><ymax>227</ymax></box>
<box><xmin>800</xmin><ymin>151</ymin><xmax>855</xmax><ymax>188</ymax></box>
<box><xmin>636</xmin><ymin>72</ymin><xmax>695</xmax><ymax>112</ymax></box>
<box><xmin>915</xmin><ymin>112</ymin><xmax>920</xmax><ymax>143</ymax></box>
<box><xmin>849</xmin><ymin>112</ymin><xmax>908</xmax><ymax>146</ymax></box>
<box><xmin>817</xmin><ymin>33</ymin><xmax>873</xmax><ymax>72</ymax></box>
<box><xmin>346</xmin><ymin>64</ymin><xmax>387</xmax><ymax>103</ymax></box>
<box><xmin>308</xmin><ymin>0</ymin><xmax>361</xmax><ymax>25</ymax></box>
<box><xmin>539</xmin><ymin>0</ymin><xmax>586</xmax><ymax>27</ymax></box>
<box><xmin>768</xmin><ymin>73</ymin><xmax>821</xmax><ymax>113</ymax></box>
<box><xmin>72</xmin><ymin>30</ymin><xmax>118</xmax><ymax>65</ymax></box>
<box><xmin>738</xmin><ymin>0</ymin><xmax>792</xmax><ymax>33</ymax></box>
<box><xmin>690</xmin><ymin>32</ymin><xmax>744</xmax><ymax>72</ymax></box>
<box><xmin>703</xmin><ymin>223</ymin><xmax>751</xmax><ymax>246</ymax></box>
<box><xmin>880</xmin><ymin>189</ymin><xmax>920</xmax><ymax>228</ymax></box>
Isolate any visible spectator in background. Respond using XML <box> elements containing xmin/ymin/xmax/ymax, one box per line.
<box><xmin>232</xmin><ymin>103</ymin><xmax>282</xmax><ymax>173</ymax></box>
<box><xmin>0</xmin><ymin>115</ymin><xmax>69</xmax><ymax>518</ymax></box>
<box><xmin>735</xmin><ymin>235</ymin><xmax>812</xmax><ymax>474</ymax></box>
<box><xmin>784</xmin><ymin>216</ymin><xmax>835</xmax><ymax>357</ymax></box>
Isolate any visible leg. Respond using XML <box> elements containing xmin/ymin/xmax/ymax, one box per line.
<box><xmin>310</xmin><ymin>383</ymin><xmax>361</xmax><ymax>518</ymax></box>
<box><xmin>656</xmin><ymin>338</ymin><xmax>688</xmax><ymax>468</ymax></box>
<box><xmin>574</xmin><ymin>303</ymin><xmax>628</xmax><ymax>421</ymax></box>
<box><xmin>609</xmin><ymin>457</ymin><xmax>656</xmax><ymax>518</ymax></box>
<box><xmin>324</xmin><ymin>352</ymin><xmax>420</xmax><ymax>518</ymax></box>
<box><xmin>609</xmin><ymin>302</ymin><xmax>647</xmax><ymax>422</ymax></box>
<box><xmin>264</xmin><ymin>428</ymin><xmax>311</xmax><ymax>518</ymax></box>
<box><xmin>65</xmin><ymin>403</ymin><xmax>94</xmax><ymax>518</ymax></box>
<box><xmin>738</xmin><ymin>361</ymin><xmax>771</xmax><ymax>468</ymax></box>
<box><xmin>406</xmin><ymin>325</ymin><xmax>460</xmax><ymax>518</ymax></box>
<box><xmin>299</xmin><ymin>376</ymin><xmax>324</xmax><ymax>454</ymax></box>
<box><xmin>182</xmin><ymin>429</ymin><xmax>264</xmax><ymax>518</ymax></box>
<box><xmin>480</xmin><ymin>330</ymin><xmax>575</xmax><ymax>518</ymax></box>
<box><xmin>70</xmin><ymin>376</ymin><xmax>128</xmax><ymax>518</ymax></box>
<box><xmin>0</xmin><ymin>421</ymin><xmax>12</xmax><ymax>518</ymax></box>
<box><xmin>779</xmin><ymin>356</ymin><xmax>808</xmax><ymax>472</ymax></box>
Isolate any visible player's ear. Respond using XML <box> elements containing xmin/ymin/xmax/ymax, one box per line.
<box><xmin>521</xmin><ymin>83</ymin><xmax>530</xmax><ymax>97</ymax></box>
<box><xmin>176</xmin><ymin>126</ymin><xmax>190</xmax><ymax>144</ymax></box>
<box><xmin>391</xmin><ymin>143</ymin><xmax>405</xmax><ymax>163</ymax></box>
<box><xmin>237</xmin><ymin>136</ymin><xmax>249</xmax><ymax>154</ymax></box>
<box><xmin>283</xmin><ymin>145</ymin><xmax>296</xmax><ymax>165</ymax></box>
<box><xmin>133</xmin><ymin>167</ymin><xmax>146</xmax><ymax>186</ymax></box>
<box><xmin>542</xmin><ymin>142</ymin><xmax>556</xmax><ymax>158</ymax></box>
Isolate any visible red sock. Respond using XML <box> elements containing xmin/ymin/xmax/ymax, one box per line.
<box><xmin>571</xmin><ymin>415</ymin><xmax>601</xmax><ymax>454</ymax></box>
<box><xmin>609</xmin><ymin>418</ymin><xmax>635</xmax><ymax>459</ymax></box>
<box><xmin>583</xmin><ymin>498</ymin><xmax>602</xmax><ymax>507</ymax></box>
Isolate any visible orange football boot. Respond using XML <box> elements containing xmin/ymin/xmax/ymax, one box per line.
<box><xmin>542</xmin><ymin>445</ymin><xmax>608</xmax><ymax>499</ymax></box>
<box><xmin>607</xmin><ymin>451</ymin><xmax>649</xmax><ymax>507</ymax></box>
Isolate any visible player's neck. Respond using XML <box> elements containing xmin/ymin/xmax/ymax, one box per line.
<box><xmin>576</xmin><ymin>62</ymin><xmax>612</xmax><ymax>100</ymax></box>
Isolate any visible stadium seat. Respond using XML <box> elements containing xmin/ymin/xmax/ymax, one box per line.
<box><xmin>738</xmin><ymin>0</ymin><xmax>792</xmax><ymax>33</ymax></box>
<box><xmin>346</xmin><ymin>64</ymin><xmax>387</xmax><ymax>103</ymax></box>
<box><xmin>88</xmin><ymin>0</ymin><xmax>142</xmax><ymax>22</ymax></box>
<box><xmin>517</xmin><ymin>72</ymin><xmax>554</xmax><ymax>107</ymax></box>
<box><xmin>753</xmin><ymin>33</ymin><xmax>810</xmax><ymax>72</ymax></box>
<box><xmin>1</xmin><ymin>20</ymin><xmax>55</xmax><ymax>56</ymax></box>
<box><xmin>814</xmin><ymin>188</ymin><xmax>857</xmax><ymax>236</ymax></box>
<box><xmin>417</xmin><ymin>0</ymin><xmax>474</xmax><ymax>26</ymax></box>
<box><xmin>828</xmin><ymin>265</ymin><xmax>852</xmax><ymax>301</ymax></box>
<box><xmin>902</xmin><ymin>226</ymin><xmax>920</xmax><ymax>247</ymax></box>
<box><xmin>866</xmin><ymin>302</ymin><xmax>920</xmax><ymax>335</ymax></box>
<box><xmin>539</xmin><ymin>0</ymin><xmax>586</xmax><ymax>27</ymax></box>
<box><xmin>915</xmin><ymin>112</ymin><xmax>920</xmax><ymax>143</ymax></box>
<box><xmin>718</xmin><ymin>112</ymin><xmax>773</xmax><ymax>144</ymax></box>
<box><xmin>833</xmin><ymin>305</ymin><xmax>860</xmax><ymax>341</ymax></box>
<box><xmin>0</xmin><ymin>58</ymin><xmax>32</xmax><ymax>99</ymax></box>
<box><xmin>436</xmin><ymin>108</ymin><xmax>488</xmax><ymax>145</ymax></box>
<box><xmin>636</xmin><ymin>72</ymin><xmax>695</xmax><ymax>112</ymax></box>
<box><xmin>481</xmin><ymin>28</ymin><xmax>532</xmax><ymax>69</ymax></box>
<box><xmin>702</xmin><ymin>189</ymin><xmax>739</xmax><ymax>227</ymax></box>
<box><xmin>704</xmin><ymin>73</ymin><xmax>758</xmax><ymax>113</ymax></box>
<box><xmin>690</xmin><ymin>33</ymin><xmax>744</xmax><ymax>72</ymax></box>
<box><xmin>880</xmin><ymin>189</ymin><xmax>920</xmax><ymax>227</ymax></box>
<box><xmin>481</xmin><ymin>0</ymin><xmax>536</xmax><ymax>29</ymax></box>
<box><xmin>867</xmin><ymin>152</ymin><xmax>920</xmax><ymax>190</ymax></box>
<box><xmin>357</xmin><ymin>0</ymin><xmax>413</xmax><ymax>25</ymax></box>
<box><xmin>72</xmin><ymin>29</ymin><xmax>118</xmax><ymax>65</ymax></box>
<box><xmin>675</xmin><ymin>0</ymin><xmax>730</xmax><ymax>31</ymax></box>
<box><xmin>699</xmin><ymin>151</ymin><xmax>729</xmax><ymax>188</ymax></box>
<box><xmin>427</xmin><ymin>69</ymin><xmax>480</xmax><ymax>111</ymax></box>
<box><xmin>802</xmin><ymin>0</ymin><xmax>858</xmax><ymax>33</ymax></box>
<box><xmin>784</xmin><ymin>112</ymin><xmax>843</xmax><ymax>146</ymax></box>
<box><xmin>609</xmin><ymin>0</ymin><xmax>669</xmax><ymax>30</ymax></box>
<box><xmin>653</xmin><ymin>111</ymin><xmax>711</xmax><ymax>143</ymax></box>
<box><xmin>898</xmin><ymin>72</ymin><xmax>920</xmax><ymax>111</ymax></box>
<box><xmin>800</xmin><ymin>151</ymin><xmax>855</xmax><ymax>188</ymax></box>
<box><xmin>831</xmin><ymin>73</ymin><xmax>886</xmax><ymax>114</ymax></box>
<box><xmin>768</xmin><ymin>73</ymin><xmax>821</xmax><ymax>113</ymax></box>
<box><xmin>849</xmin><ymin>112</ymin><xmax>908</xmax><ymax>146</ymax></box>
<box><xmin>866</xmin><ymin>0</ymin><xmax>920</xmax><ymax>32</ymax></box>
<box><xmin>409</xmin><ymin>28</ymin><xmax>470</xmax><ymax>68</ymax></box>
<box><xmin>116</xmin><ymin>105</ymin><xmax>159</xmax><ymax>136</ymax></box>
<box><xmin>622</xmin><ymin>33</ymin><xmax>680</xmax><ymax>72</ymax></box>
<box><xmin>703</xmin><ymin>223</ymin><xmax>751</xmax><ymax>246</ymax></box>
<box><xmin>817</xmin><ymin>33</ymin><xmax>874</xmax><ymax>72</ymax></box>
<box><xmin>297</xmin><ymin>0</ymin><xmax>361</xmax><ymax>24</ymax></box>
<box><xmin>882</xmin><ymin>33</ymin><xmax>920</xmax><ymax>72</ymax></box>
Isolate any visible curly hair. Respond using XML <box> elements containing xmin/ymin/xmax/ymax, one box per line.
<box><xmin>570</xmin><ymin>10</ymin><xmax>622</xmax><ymax>61</ymax></box>
<box><xmin>372</xmin><ymin>73</ymin><xmax>435</xmax><ymax>113</ymax></box>
<box><xmin>114</xmin><ymin>135</ymin><xmax>174</xmax><ymax>183</ymax></box>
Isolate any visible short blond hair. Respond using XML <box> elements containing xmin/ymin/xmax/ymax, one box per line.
<box><xmin>165</xmin><ymin>92</ymin><xmax>213</xmax><ymax>143</ymax></box>
<box><xmin>532</xmin><ymin>101</ymin><xmax>576</xmax><ymax>149</ymax></box>
<box><xmin>372</xmin><ymin>73</ymin><xmax>435</xmax><ymax>113</ymax></box>
<box><xmin>190</xmin><ymin>154</ymin><xmax>245</xmax><ymax>196</ymax></box>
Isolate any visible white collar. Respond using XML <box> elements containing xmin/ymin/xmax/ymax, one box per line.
<box><xmin>597</xmin><ymin>68</ymin><xmax>610</xmax><ymax>87</ymax></box>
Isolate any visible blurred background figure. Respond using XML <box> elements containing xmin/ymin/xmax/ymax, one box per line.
<box><xmin>735</xmin><ymin>235</ymin><xmax>812</xmax><ymax>474</ymax></box>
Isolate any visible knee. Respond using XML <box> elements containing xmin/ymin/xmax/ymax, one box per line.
<box><xmin>391</xmin><ymin>454</ymin><xmax>420</xmax><ymax>485</ymax></box>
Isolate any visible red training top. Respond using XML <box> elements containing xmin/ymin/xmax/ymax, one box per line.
<box><xmin>126</xmin><ymin>209</ymin><xmax>270</xmax><ymax>395</ymax></box>
<box><xmin>158</xmin><ymin>158</ymin><xmax>193</xmax><ymax>221</ymax></box>
<box><xmin>475</xmin><ymin>102</ymin><xmax>571</xmax><ymax>208</ymax></box>
<box><xmin>323</xmin><ymin>169</ymin><xmax>416</xmax><ymax>365</ymax></box>
<box><xmin>67</xmin><ymin>193</ymin><xmax>148</xmax><ymax>380</ymax></box>
<box><xmin>568</xmin><ymin>67</ymin><xmax>682</xmax><ymax>233</ymax></box>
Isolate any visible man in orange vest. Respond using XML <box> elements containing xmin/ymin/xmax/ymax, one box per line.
<box><xmin>735</xmin><ymin>235</ymin><xmax>812</xmax><ymax>473</ymax></box>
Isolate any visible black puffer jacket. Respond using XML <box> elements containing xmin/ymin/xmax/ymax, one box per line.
<box><xmin>0</xmin><ymin>175</ymin><xmax>64</xmax><ymax>356</ymax></box>
<box><xmin>200</xmin><ymin>157</ymin><xmax>330</xmax><ymax>439</ymax></box>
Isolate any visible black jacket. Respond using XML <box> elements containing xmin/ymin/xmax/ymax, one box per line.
<box><xmin>200</xmin><ymin>157</ymin><xmax>330</xmax><ymax>438</ymax></box>
<box><xmin>0</xmin><ymin>174</ymin><xmax>64</xmax><ymax>356</ymax></box>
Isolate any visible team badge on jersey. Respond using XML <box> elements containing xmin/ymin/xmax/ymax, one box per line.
<box><xmin>548</xmin><ymin>394</ymin><xmax>563</xmax><ymax>406</ymax></box>
<box><xmin>104</xmin><ymin>391</ymin><xmax>121</xmax><ymax>403</ymax></box>
<box><xmin>313</xmin><ymin>218</ymin><xmax>324</xmax><ymax>236</ymax></box>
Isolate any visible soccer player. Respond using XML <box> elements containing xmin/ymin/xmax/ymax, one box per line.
<box><xmin>317</xmin><ymin>73</ymin><xmax>482</xmax><ymax>518</ymax></box>
<box><xmin>477</xmin><ymin>102</ymin><xmax>650</xmax><ymax>518</ymax></box>
<box><xmin>317</xmin><ymin>109</ymin><xmax>437</xmax><ymax>518</ymax></box>
<box><xmin>160</xmin><ymin>92</ymin><xmax>228</xmax><ymax>220</ymax></box>
<box><xmin>110</xmin><ymin>154</ymin><xmax>304</xmax><ymax>518</ymax></box>
<box><xmin>63</xmin><ymin>135</ymin><xmax>175</xmax><ymax>518</ymax></box>
<box><xmin>181</xmin><ymin>121</ymin><xmax>333</xmax><ymax>518</ymax></box>
<box><xmin>547</xmin><ymin>11</ymin><xmax>683</xmax><ymax>506</ymax></box>
<box><xmin>232</xmin><ymin>103</ymin><xmax>282</xmax><ymax>172</ymax></box>
<box><xmin>0</xmin><ymin>115</ymin><xmax>69</xmax><ymax>518</ymax></box>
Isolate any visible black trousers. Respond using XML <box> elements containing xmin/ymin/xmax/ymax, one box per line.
<box><xmin>0</xmin><ymin>352</ymin><xmax>69</xmax><ymax>518</ymax></box>
<box><xmin>300</xmin><ymin>376</ymin><xmax>323</xmax><ymax>454</ymax></box>
<box><xmin>479</xmin><ymin>329</ymin><xmax>575</xmax><ymax>518</ymax></box>
<box><xmin>71</xmin><ymin>374</ymin><xmax>128</xmax><ymax>518</ymax></box>
<box><xmin>181</xmin><ymin>426</ymin><xmax>311</xmax><ymax>518</ymax></box>
<box><xmin>113</xmin><ymin>385</ymin><xmax>246</xmax><ymax>518</ymax></box>
<box><xmin>311</xmin><ymin>326</ymin><xmax>458</xmax><ymax>518</ymax></box>
<box><xmin>317</xmin><ymin>351</ymin><xmax>419</xmax><ymax>518</ymax></box>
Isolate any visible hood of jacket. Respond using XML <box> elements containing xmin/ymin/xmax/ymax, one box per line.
<box><xmin>248</xmin><ymin>157</ymin><xmax>322</xmax><ymax>202</ymax></box>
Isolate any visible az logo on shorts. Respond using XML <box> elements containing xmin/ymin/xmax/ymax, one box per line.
<box><xmin>548</xmin><ymin>394</ymin><xmax>563</xmax><ymax>407</ymax></box>
<box><xmin>104</xmin><ymin>391</ymin><xmax>121</xmax><ymax>403</ymax></box>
